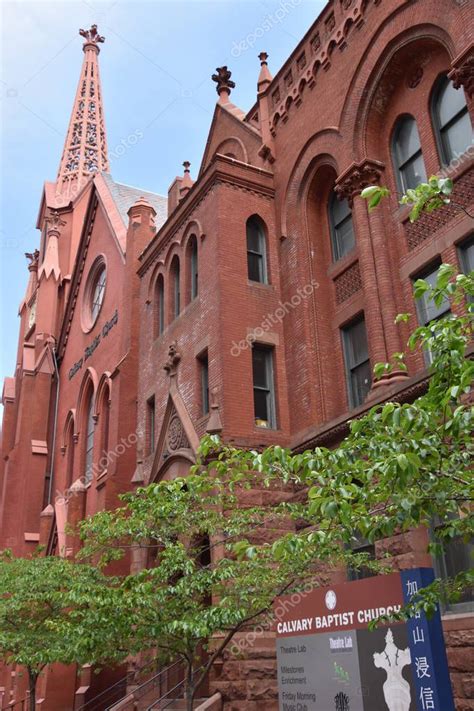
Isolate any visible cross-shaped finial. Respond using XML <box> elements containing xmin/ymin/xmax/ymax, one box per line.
<box><xmin>79</xmin><ymin>24</ymin><xmax>105</xmax><ymax>45</ymax></box>
<box><xmin>212</xmin><ymin>66</ymin><xmax>235</xmax><ymax>98</ymax></box>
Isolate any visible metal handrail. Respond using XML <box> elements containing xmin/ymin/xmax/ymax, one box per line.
<box><xmin>104</xmin><ymin>659</ymin><xmax>184</xmax><ymax>711</ymax></box>
<box><xmin>2</xmin><ymin>699</ymin><xmax>27</xmax><ymax>711</ymax></box>
<box><xmin>145</xmin><ymin>664</ymin><xmax>205</xmax><ymax>711</ymax></box>
<box><xmin>76</xmin><ymin>657</ymin><xmax>158</xmax><ymax>711</ymax></box>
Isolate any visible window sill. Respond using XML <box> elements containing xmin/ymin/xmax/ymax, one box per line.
<box><xmin>247</xmin><ymin>280</ymin><xmax>274</xmax><ymax>291</ymax></box>
<box><xmin>96</xmin><ymin>469</ymin><xmax>107</xmax><ymax>482</ymax></box>
<box><xmin>327</xmin><ymin>248</ymin><xmax>358</xmax><ymax>280</ymax></box>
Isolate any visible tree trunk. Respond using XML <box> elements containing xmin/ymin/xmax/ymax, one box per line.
<box><xmin>185</xmin><ymin>661</ymin><xmax>195</xmax><ymax>711</ymax></box>
<box><xmin>28</xmin><ymin>670</ymin><xmax>37</xmax><ymax>711</ymax></box>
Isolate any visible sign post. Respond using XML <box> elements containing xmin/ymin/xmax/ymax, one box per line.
<box><xmin>274</xmin><ymin>568</ymin><xmax>454</xmax><ymax>711</ymax></box>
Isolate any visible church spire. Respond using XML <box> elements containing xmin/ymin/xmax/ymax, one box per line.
<box><xmin>56</xmin><ymin>25</ymin><xmax>109</xmax><ymax>201</ymax></box>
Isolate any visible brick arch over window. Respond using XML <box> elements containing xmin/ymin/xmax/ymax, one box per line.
<box><xmin>184</xmin><ymin>234</ymin><xmax>199</xmax><ymax>304</ymax></box>
<box><xmin>95</xmin><ymin>374</ymin><xmax>112</xmax><ymax>476</ymax></box>
<box><xmin>214</xmin><ymin>137</ymin><xmax>248</xmax><ymax>163</ymax></box>
<box><xmin>168</xmin><ymin>254</ymin><xmax>181</xmax><ymax>321</ymax></box>
<box><xmin>280</xmin><ymin>133</ymin><xmax>341</xmax><ymax>240</ymax></box>
<box><xmin>76</xmin><ymin>368</ymin><xmax>98</xmax><ymax>485</ymax></box>
<box><xmin>340</xmin><ymin>22</ymin><xmax>456</xmax><ymax>157</ymax></box>
<box><xmin>146</xmin><ymin>262</ymin><xmax>166</xmax><ymax>337</ymax></box>
<box><xmin>62</xmin><ymin>410</ymin><xmax>76</xmax><ymax>488</ymax></box>
<box><xmin>246</xmin><ymin>214</ymin><xmax>269</xmax><ymax>284</ymax></box>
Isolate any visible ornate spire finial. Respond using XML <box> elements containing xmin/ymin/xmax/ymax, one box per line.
<box><xmin>79</xmin><ymin>24</ymin><xmax>105</xmax><ymax>49</ymax></box>
<box><xmin>180</xmin><ymin>162</ymin><xmax>193</xmax><ymax>198</ymax></box>
<box><xmin>257</xmin><ymin>52</ymin><xmax>272</xmax><ymax>92</ymax></box>
<box><xmin>212</xmin><ymin>66</ymin><xmax>235</xmax><ymax>103</ymax></box>
<box><xmin>25</xmin><ymin>250</ymin><xmax>40</xmax><ymax>270</ymax></box>
<box><xmin>55</xmin><ymin>25</ymin><xmax>109</xmax><ymax>200</ymax></box>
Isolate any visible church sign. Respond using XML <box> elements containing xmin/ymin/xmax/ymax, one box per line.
<box><xmin>68</xmin><ymin>310</ymin><xmax>119</xmax><ymax>379</ymax></box>
<box><xmin>274</xmin><ymin>568</ymin><xmax>454</xmax><ymax>711</ymax></box>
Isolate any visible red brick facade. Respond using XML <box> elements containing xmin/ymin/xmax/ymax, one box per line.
<box><xmin>1</xmin><ymin>1</ymin><xmax>473</xmax><ymax>709</ymax></box>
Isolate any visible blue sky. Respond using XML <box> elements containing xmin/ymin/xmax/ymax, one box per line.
<box><xmin>0</xmin><ymin>0</ymin><xmax>324</xmax><ymax>387</ymax></box>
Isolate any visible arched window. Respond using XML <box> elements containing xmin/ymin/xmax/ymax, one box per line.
<box><xmin>328</xmin><ymin>193</ymin><xmax>355</xmax><ymax>261</ymax></box>
<box><xmin>98</xmin><ymin>385</ymin><xmax>110</xmax><ymax>475</ymax></box>
<box><xmin>392</xmin><ymin>116</ymin><xmax>427</xmax><ymax>192</ymax></box>
<box><xmin>155</xmin><ymin>274</ymin><xmax>165</xmax><ymax>337</ymax></box>
<box><xmin>82</xmin><ymin>256</ymin><xmax>107</xmax><ymax>331</ymax></box>
<box><xmin>188</xmin><ymin>236</ymin><xmax>198</xmax><ymax>301</ymax></box>
<box><xmin>83</xmin><ymin>390</ymin><xmax>95</xmax><ymax>484</ymax></box>
<box><xmin>246</xmin><ymin>217</ymin><xmax>267</xmax><ymax>283</ymax></box>
<box><xmin>65</xmin><ymin>417</ymin><xmax>75</xmax><ymax>487</ymax></box>
<box><xmin>171</xmin><ymin>256</ymin><xmax>181</xmax><ymax>318</ymax></box>
<box><xmin>91</xmin><ymin>266</ymin><xmax>106</xmax><ymax>323</ymax></box>
<box><xmin>432</xmin><ymin>76</ymin><xmax>473</xmax><ymax>165</ymax></box>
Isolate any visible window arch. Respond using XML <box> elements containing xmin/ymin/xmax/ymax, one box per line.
<box><xmin>154</xmin><ymin>274</ymin><xmax>165</xmax><ymax>337</ymax></box>
<box><xmin>170</xmin><ymin>256</ymin><xmax>181</xmax><ymax>319</ymax></box>
<box><xmin>82</xmin><ymin>256</ymin><xmax>107</xmax><ymax>332</ymax></box>
<box><xmin>64</xmin><ymin>415</ymin><xmax>75</xmax><ymax>488</ymax></box>
<box><xmin>392</xmin><ymin>116</ymin><xmax>427</xmax><ymax>192</ymax></box>
<box><xmin>246</xmin><ymin>216</ymin><xmax>268</xmax><ymax>283</ymax></box>
<box><xmin>97</xmin><ymin>384</ymin><xmax>110</xmax><ymax>475</ymax></box>
<box><xmin>187</xmin><ymin>236</ymin><xmax>198</xmax><ymax>301</ymax></box>
<box><xmin>328</xmin><ymin>192</ymin><xmax>355</xmax><ymax>261</ymax></box>
<box><xmin>432</xmin><ymin>76</ymin><xmax>473</xmax><ymax>166</ymax></box>
<box><xmin>83</xmin><ymin>387</ymin><xmax>95</xmax><ymax>484</ymax></box>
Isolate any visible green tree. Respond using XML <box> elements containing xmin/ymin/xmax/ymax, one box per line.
<box><xmin>0</xmin><ymin>552</ymin><xmax>123</xmax><ymax>711</ymax></box>
<box><xmin>78</xmin><ymin>473</ymin><xmax>327</xmax><ymax>711</ymax></box>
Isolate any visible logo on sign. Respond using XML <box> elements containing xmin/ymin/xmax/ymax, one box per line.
<box><xmin>325</xmin><ymin>590</ymin><xmax>337</xmax><ymax>610</ymax></box>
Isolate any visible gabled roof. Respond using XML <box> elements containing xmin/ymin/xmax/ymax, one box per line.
<box><xmin>199</xmin><ymin>101</ymin><xmax>262</xmax><ymax>177</ymax></box>
<box><xmin>100</xmin><ymin>173</ymin><xmax>168</xmax><ymax>229</ymax></box>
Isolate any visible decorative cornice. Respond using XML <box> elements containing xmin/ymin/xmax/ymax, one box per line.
<box><xmin>335</xmin><ymin>159</ymin><xmax>385</xmax><ymax>206</ymax></box>
<box><xmin>448</xmin><ymin>43</ymin><xmax>474</xmax><ymax>98</ymax></box>
<box><xmin>267</xmin><ymin>0</ymin><xmax>376</xmax><ymax>134</ymax></box>
<box><xmin>293</xmin><ymin>374</ymin><xmax>430</xmax><ymax>452</ymax></box>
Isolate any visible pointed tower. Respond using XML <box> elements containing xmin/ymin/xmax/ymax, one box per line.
<box><xmin>56</xmin><ymin>25</ymin><xmax>109</xmax><ymax>201</ymax></box>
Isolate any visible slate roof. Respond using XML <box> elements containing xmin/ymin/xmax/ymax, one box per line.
<box><xmin>101</xmin><ymin>173</ymin><xmax>168</xmax><ymax>230</ymax></box>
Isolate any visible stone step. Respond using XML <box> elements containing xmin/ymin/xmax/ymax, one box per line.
<box><xmin>150</xmin><ymin>698</ymin><xmax>206</xmax><ymax>710</ymax></box>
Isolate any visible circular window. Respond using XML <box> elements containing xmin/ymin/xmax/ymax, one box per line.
<box><xmin>82</xmin><ymin>257</ymin><xmax>107</xmax><ymax>332</ymax></box>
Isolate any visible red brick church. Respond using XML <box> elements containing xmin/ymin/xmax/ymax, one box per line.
<box><xmin>1</xmin><ymin>0</ymin><xmax>473</xmax><ymax>709</ymax></box>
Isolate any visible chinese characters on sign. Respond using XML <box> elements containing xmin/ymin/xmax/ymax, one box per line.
<box><xmin>274</xmin><ymin>568</ymin><xmax>454</xmax><ymax>711</ymax></box>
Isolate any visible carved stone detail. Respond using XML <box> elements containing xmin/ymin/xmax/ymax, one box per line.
<box><xmin>25</xmin><ymin>250</ymin><xmax>40</xmax><ymax>270</ymax></box>
<box><xmin>212</xmin><ymin>66</ymin><xmax>235</xmax><ymax>97</ymax></box>
<box><xmin>163</xmin><ymin>341</ymin><xmax>182</xmax><ymax>376</ymax></box>
<box><xmin>46</xmin><ymin>209</ymin><xmax>66</xmax><ymax>234</ymax></box>
<box><xmin>335</xmin><ymin>159</ymin><xmax>385</xmax><ymax>206</ymax></box>
<box><xmin>448</xmin><ymin>44</ymin><xmax>474</xmax><ymax>98</ymax></box>
<box><xmin>79</xmin><ymin>24</ymin><xmax>105</xmax><ymax>46</ymax></box>
<box><xmin>167</xmin><ymin>414</ymin><xmax>189</xmax><ymax>451</ymax></box>
<box><xmin>406</xmin><ymin>65</ymin><xmax>423</xmax><ymax>89</ymax></box>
